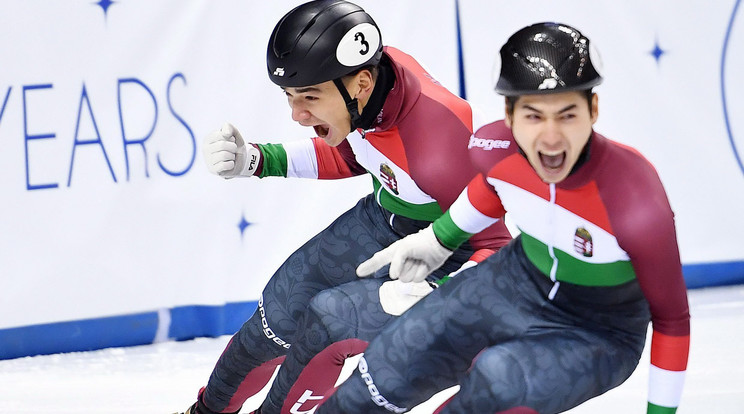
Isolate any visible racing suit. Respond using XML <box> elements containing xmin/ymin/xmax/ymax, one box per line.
<box><xmin>195</xmin><ymin>48</ymin><xmax>512</xmax><ymax>414</ymax></box>
<box><xmin>317</xmin><ymin>120</ymin><xmax>690</xmax><ymax>414</ymax></box>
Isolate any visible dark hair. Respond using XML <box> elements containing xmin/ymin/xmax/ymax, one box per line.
<box><xmin>505</xmin><ymin>89</ymin><xmax>595</xmax><ymax>116</ymax></box>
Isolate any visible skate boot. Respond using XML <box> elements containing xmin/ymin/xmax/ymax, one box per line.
<box><xmin>173</xmin><ymin>401</ymin><xmax>242</xmax><ymax>414</ymax></box>
<box><xmin>172</xmin><ymin>401</ymin><xmax>198</xmax><ymax>414</ymax></box>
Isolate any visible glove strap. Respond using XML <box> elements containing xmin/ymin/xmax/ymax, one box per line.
<box><xmin>240</xmin><ymin>146</ymin><xmax>261</xmax><ymax>177</ymax></box>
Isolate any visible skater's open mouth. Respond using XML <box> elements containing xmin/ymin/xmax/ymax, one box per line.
<box><xmin>314</xmin><ymin>124</ymin><xmax>330</xmax><ymax>139</ymax></box>
<box><xmin>539</xmin><ymin>151</ymin><xmax>566</xmax><ymax>171</ymax></box>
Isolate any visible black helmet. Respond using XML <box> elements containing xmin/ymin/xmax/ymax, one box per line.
<box><xmin>494</xmin><ymin>22</ymin><xmax>602</xmax><ymax>95</ymax></box>
<box><xmin>267</xmin><ymin>0</ymin><xmax>383</xmax><ymax>88</ymax></box>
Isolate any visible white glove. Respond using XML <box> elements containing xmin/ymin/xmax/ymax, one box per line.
<box><xmin>357</xmin><ymin>225</ymin><xmax>453</xmax><ymax>283</ymax></box>
<box><xmin>378</xmin><ymin>280</ymin><xmax>433</xmax><ymax>316</ymax></box>
<box><xmin>203</xmin><ymin>122</ymin><xmax>261</xmax><ymax>178</ymax></box>
<box><xmin>377</xmin><ymin>248</ymin><xmax>495</xmax><ymax>316</ymax></box>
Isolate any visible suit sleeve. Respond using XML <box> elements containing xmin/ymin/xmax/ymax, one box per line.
<box><xmin>622</xmin><ymin>206</ymin><xmax>690</xmax><ymax>414</ymax></box>
<box><xmin>604</xmin><ymin>158</ymin><xmax>690</xmax><ymax>414</ymax></box>
<box><xmin>256</xmin><ymin>138</ymin><xmax>366</xmax><ymax>179</ymax></box>
<box><xmin>433</xmin><ymin>173</ymin><xmax>507</xmax><ymax>250</ymax></box>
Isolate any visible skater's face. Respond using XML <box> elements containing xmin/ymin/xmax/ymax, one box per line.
<box><xmin>506</xmin><ymin>91</ymin><xmax>599</xmax><ymax>183</ymax></box>
<box><xmin>282</xmin><ymin>69</ymin><xmax>374</xmax><ymax>147</ymax></box>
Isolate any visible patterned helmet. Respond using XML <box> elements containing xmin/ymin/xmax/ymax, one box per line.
<box><xmin>494</xmin><ymin>22</ymin><xmax>603</xmax><ymax>95</ymax></box>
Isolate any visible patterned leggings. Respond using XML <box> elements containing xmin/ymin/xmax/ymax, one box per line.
<box><xmin>316</xmin><ymin>238</ymin><xmax>651</xmax><ymax>414</ymax></box>
<box><xmin>198</xmin><ymin>194</ymin><xmax>472</xmax><ymax>413</ymax></box>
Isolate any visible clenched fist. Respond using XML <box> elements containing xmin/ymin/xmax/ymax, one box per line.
<box><xmin>203</xmin><ymin>122</ymin><xmax>261</xmax><ymax>178</ymax></box>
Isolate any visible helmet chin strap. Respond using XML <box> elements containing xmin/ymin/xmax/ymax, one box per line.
<box><xmin>333</xmin><ymin>78</ymin><xmax>362</xmax><ymax>133</ymax></box>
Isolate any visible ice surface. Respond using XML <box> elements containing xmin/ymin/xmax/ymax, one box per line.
<box><xmin>1</xmin><ymin>285</ymin><xmax>742</xmax><ymax>413</ymax></box>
